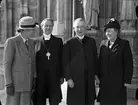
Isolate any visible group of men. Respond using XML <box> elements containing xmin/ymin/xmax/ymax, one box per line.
<box><xmin>3</xmin><ymin>16</ymin><xmax>64</xmax><ymax>105</ymax></box>
<box><xmin>3</xmin><ymin>8</ymin><xmax>137</xmax><ymax>105</ymax></box>
<box><xmin>3</xmin><ymin>15</ymin><xmax>134</xmax><ymax>105</ymax></box>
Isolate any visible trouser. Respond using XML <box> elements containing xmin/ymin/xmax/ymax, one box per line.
<box><xmin>34</xmin><ymin>78</ymin><xmax>62</xmax><ymax>105</ymax></box>
<box><xmin>34</xmin><ymin>83</ymin><xmax>61</xmax><ymax>105</ymax></box>
<box><xmin>5</xmin><ymin>91</ymin><xmax>31</xmax><ymax>105</ymax></box>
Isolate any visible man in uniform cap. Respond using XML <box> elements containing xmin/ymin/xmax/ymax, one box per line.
<box><xmin>3</xmin><ymin>16</ymin><xmax>38</xmax><ymax>105</ymax></box>
<box><xmin>98</xmin><ymin>18</ymin><xmax>133</xmax><ymax>105</ymax></box>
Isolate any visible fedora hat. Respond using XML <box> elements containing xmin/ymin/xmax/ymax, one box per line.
<box><xmin>104</xmin><ymin>18</ymin><xmax>121</xmax><ymax>31</ymax></box>
<box><xmin>18</xmin><ymin>16</ymin><xmax>39</xmax><ymax>30</ymax></box>
<box><xmin>136</xmin><ymin>5</ymin><xmax>138</xmax><ymax>18</ymax></box>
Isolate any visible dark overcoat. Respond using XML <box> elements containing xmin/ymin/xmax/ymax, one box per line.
<box><xmin>34</xmin><ymin>35</ymin><xmax>63</xmax><ymax>105</ymax></box>
<box><xmin>98</xmin><ymin>37</ymin><xmax>133</xmax><ymax>105</ymax></box>
<box><xmin>63</xmin><ymin>36</ymin><xmax>98</xmax><ymax>105</ymax></box>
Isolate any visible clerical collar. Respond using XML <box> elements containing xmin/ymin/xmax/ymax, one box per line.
<box><xmin>43</xmin><ymin>34</ymin><xmax>51</xmax><ymax>40</ymax></box>
<box><xmin>76</xmin><ymin>35</ymin><xmax>84</xmax><ymax>40</ymax></box>
<box><xmin>19</xmin><ymin>34</ymin><xmax>28</xmax><ymax>43</ymax></box>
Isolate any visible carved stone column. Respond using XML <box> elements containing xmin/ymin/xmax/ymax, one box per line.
<box><xmin>120</xmin><ymin>30</ymin><xmax>138</xmax><ymax>100</ymax></box>
<box><xmin>13</xmin><ymin>0</ymin><xmax>26</xmax><ymax>33</ymax></box>
<box><xmin>120</xmin><ymin>1</ymin><xmax>138</xmax><ymax>99</ymax></box>
<box><xmin>64</xmin><ymin>0</ymin><xmax>72</xmax><ymax>41</ymax></box>
<box><xmin>120</xmin><ymin>0</ymin><xmax>137</xmax><ymax>30</ymax></box>
<box><xmin>52</xmin><ymin>0</ymin><xmax>65</xmax><ymax>38</ymax></box>
<box><xmin>39</xmin><ymin>0</ymin><xmax>46</xmax><ymax>21</ymax></box>
<box><xmin>5</xmin><ymin>0</ymin><xmax>13</xmax><ymax>38</ymax></box>
<box><xmin>0</xmin><ymin>0</ymin><xmax>6</xmax><ymax>43</ymax></box>
<box><xmin>28</xmin><ymin>0</ymin><xmax>40</xmax><ymax>37</ymax></box>
<box><xmin>47</xmin><ymin>0</ymin><xmax>56</xmax><ymax>19</ymax></box>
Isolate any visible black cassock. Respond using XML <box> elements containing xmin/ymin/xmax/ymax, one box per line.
<box><xmin>34</xmin><ymin>35</ymin><xmax>63</xmax><ymax>105</ymax></box>
<box><xmin>98</xmin><ymin>37</ymin><xmax>133</xmax><ymax>105</ymax></box>
<box><xmin>63</xmin><ymin>36</ymin><xmax>98</xmax><ymax>105</ymax></box>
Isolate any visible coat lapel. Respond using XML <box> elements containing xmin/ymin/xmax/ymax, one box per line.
<box><xmin>103</xmin><ymin>38</ymin><xmax>120</xmax><ymax>51</ymax></box>
<box><xmin>16</xmin><ymin>35</ymin><xmax>29</xmax><ymax>55</ymax></box>
<box><xmin>110</xmin><ymin>37</ymin><xmax>120</xmax><ymax>51</ymax></box>
<box><xmin>50</xmin><ymin>35</ymin><xmax>55</xmax><ymax>52</ymax></box>
<box><xmin>75</xmin><ymin>36</ymin><xmax>83</xmax><ymax>44</ymax></box>
<box><xmin>105</xmin><ymin>40</ymin><xmax>109</xmax><ymax>48</ymax></box>
<box><xmin>35</xmin><ymin>35</ymin><xmax>45</xmax><ymax>53</ymax></box>
<box><xmin>82</xmin><ymin>35</ymin><xmax>89</xmax><ymax>45</ymax></box>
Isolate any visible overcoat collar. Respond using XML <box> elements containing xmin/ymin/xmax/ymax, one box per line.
<box><xmin>16</xmin><ymin>35</ymin><xmax>32</xmax><ymax>55</ymax></box>
<box><xmin>105</xmin><ymin>37</ymin><xmax>121</xmax><ymax>52</ymax></box>
<box><xmin>74</xmin><ymin>35</ymin><xmax>88</xmax><ymax>44</ymax></box>
<box><xmin>110</xmin><ymin>37</ymin><xmax>120</xmax><ymax>50</ymax></box>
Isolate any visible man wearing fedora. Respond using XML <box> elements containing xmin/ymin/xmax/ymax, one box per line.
<box><xmin>98</xmin><ymin>18</ymin><xmax>133</xmax><ymax>105</ymax></box>
<box><xmin>3</xmin><ymin>16</ymin><xmax>38</xmax><ymax>105</ymax></box>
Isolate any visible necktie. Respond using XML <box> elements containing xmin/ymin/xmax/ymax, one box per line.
<box><xmin>25</xmin><ymin>40</ymin><xmax>28</xmax><ymax>50</ymax></box>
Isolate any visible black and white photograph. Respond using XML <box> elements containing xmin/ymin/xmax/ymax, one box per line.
<box><xmin>0</xmin><ymin>0</ymin><xmax>138</xmax><ymax>105</ymax></box>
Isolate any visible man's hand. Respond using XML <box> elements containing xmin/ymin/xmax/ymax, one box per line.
<box><xmin>124</xmin><ymin>83</ymin><xmax>131</xmax><ymax>87</ymax></box>
<box><xmin>67</xmin><ymin>79</ymin><xmax>74</xmax><ymax>88</ymax></box>
<box><xmin>6</xmin><ymin>84</ymin><xmax>14</xmax><ymax>96</ymax></box>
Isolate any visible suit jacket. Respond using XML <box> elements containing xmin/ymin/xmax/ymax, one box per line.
<box><xmin>3</xmin><ymin>35</ymin><xmax>36</xmax><ymax>92</ymax></box>
<box><xmin>98</xmin><ymin>37</ymin><xmax>133</xmax><ymax>104</ymax></box>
